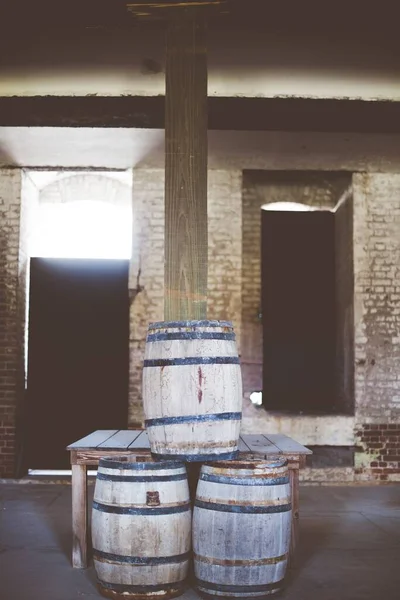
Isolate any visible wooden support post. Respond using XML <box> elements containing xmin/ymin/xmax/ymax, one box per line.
<box><xmin>164</xmin><ymin>11</ymin><xmax>208</xmax><ymax>320</ymax></box>
<box><xmin>71</xmin><ymin>464</ymin><xmax>88</xmax><ymax>568</ymax></box>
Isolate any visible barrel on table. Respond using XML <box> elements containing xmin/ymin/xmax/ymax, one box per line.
<box><xmin>193</xmin><ymin>457</ymin><xmax>292</xmax><ymax>598</ymax></box>
<box><xmin>92</xmin><ymin>456</ymin><xmax>191</xmax><ymax>599</ymax></box>
<box><xmin>143</xmin><ymin>320</ymin><xmax>243</xmax><ymax>462</ymax></box>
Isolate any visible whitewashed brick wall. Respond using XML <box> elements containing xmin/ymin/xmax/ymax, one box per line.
<box><xmin>39</xmin><ymin>173</ymin><xmax>131</xmax><ymax>206</ymax></box>
<box><xmin>0</xmin><ymin>169</ymin><xmax>23</xmax><ymax>476</ymax></box>
<box><xmin>353</xmin><ymin>173</ymin><xmax>400</xmax><ymax>423</ymax></box>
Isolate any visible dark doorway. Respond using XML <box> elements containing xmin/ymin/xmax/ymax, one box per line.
<box><xmin>26</xmin><ymin>258</ymin><xmax>129</xmax><ymax>469</ymax></box>
<box><xmin>262</xmin><ymin>210</ymin><xmax>336</xmax><ymax>413</ymax></box>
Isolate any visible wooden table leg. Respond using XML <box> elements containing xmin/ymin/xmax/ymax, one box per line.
<box><xmin>72</xmin><ymin>463</ymin><xmax>88</xmax><ymax>568</ymax></box>
<box><xmin>288</xmin><ymin>463</ymin><xmax>299</xmax><ymax>568</ymax></box>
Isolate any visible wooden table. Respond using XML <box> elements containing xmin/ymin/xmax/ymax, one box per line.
<box><xmin>67</xmin><ymin>430</ymin><xmax>311</xmax><ymax>569</ymax></box>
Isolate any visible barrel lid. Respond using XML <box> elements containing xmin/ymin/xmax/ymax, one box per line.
<box><xmin>148</xmin><ymin>319</ymin><xmax>233</xmax><ymax>330</ymax></box>
<box><xmin>99</xmin><ymin>455</ymin><xmax>186</xmax><ymax>471</ymax></box>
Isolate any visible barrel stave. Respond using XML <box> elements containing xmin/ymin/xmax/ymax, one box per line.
<box><xmin>143</xmin><ymin>321</ymin><xmax>243</xmax><ymax>460</ymax></box>
<box><xmin>92</xmin><ymin>457</ymin><xmax>191</xmax><ymax>599</ymax></box>
<box><xmin>193</xmin><ymin>458</ymin><xmax>292</xmax><ymax>598</ymax></box>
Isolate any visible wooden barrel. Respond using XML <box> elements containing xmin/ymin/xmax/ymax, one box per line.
<box><xmin>193</xmin><ymin>457</ymin><xmax>291</xmax><ymax>598</ymax></box>
<box><xmin>92</xmin><ymin>456</ymin><xmax>191</xmax><ymax>599</ymax></box>
<box><xmin>142</xmin><ymin>320</ymin><xmax>242</xmax><ymax>462</ymax></box>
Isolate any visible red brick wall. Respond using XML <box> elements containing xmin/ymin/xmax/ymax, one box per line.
<box><xmin>355</xmin><ymin>424</ymin><xmax>400</xmax><ymax>481</ymax></box>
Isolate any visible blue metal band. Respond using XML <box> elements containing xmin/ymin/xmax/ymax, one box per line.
<box><xmin>200</xmin><ymin>472</ymin><xmax>290</xmax><ymax>486</ymax></box>
<box><xmin>195</xmin><ymin>578</ymin><xmax>283</xmax><ymax>593</ymax></box>
<box><xmin>194</xmin><ymin>499</ymin><xmax>292</xmax><ymax>514</ymax></box>
<box><xmin>143</xmin><ymin>356</ymin><xmax>240</xmax><ymax>367</ymax></box>
<box><xmin>147</xmin><ymin>332</ymin><xmax>236</xmax><ymax>342</ymax></box>
<box><xmin>98</xmin><ymin>458</ymin><xmax>185</xmax><ymax>471</ymax></box>
<box><xmin>98</xmin><ymin>579</ymin><xmax>187</xmax><ymax>594</ymax></box>
<box><xmin>149</xmin><ymin>320</ymin><xmax>233</xmax><ymax>329</ymax></box>
<box><xmin>145</xmin><ymin>412</ymin><xmax>242</xmax><ymax>427</ymax></box>
<box><xmin>152</xmin><ymin>450</ymin><xmax>239</xmax><ymax>463</ymax></box>
<box><xmin>97</xmin><ymin>472</ymin><xmax>187</xmax><ymax>483</ymax></box>
<box><xmin>93</xmin><ymin>500</ymin><xmax>191</xmax><ymax>516</ymax></box>
<box><xmin>93</xmin><ymin>549</ymin><xmax>190</xmax><ymax>565</ymax></box>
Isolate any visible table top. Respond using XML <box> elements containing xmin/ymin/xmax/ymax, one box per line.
<box><xmin>67</xmin><ymin>430</ymin><xmax>311</xmax><ymax>455</ymax></box>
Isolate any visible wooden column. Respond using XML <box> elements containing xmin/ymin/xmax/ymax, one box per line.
<box><xmin>164</xmin><ymin>11</ymin><xmax>208</xmax><ymax>320</ymax></box>
<box><xmin>71</xmin><ymin>463</ymin><xmax>88</xmax><ymax>568</ymax></box>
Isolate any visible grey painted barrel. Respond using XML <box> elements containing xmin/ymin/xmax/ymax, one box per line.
<box><xmin>92</xmin><ymin>456</ymin><xmax>191</xmax><ymax>599</ymax></box>
<box><xmin>193</xmin><ymin>457</ymin><xmax>292</xmax><ymax>598</ymax></box>
<box><xmin>142</xmin><ymin>320</ymin><xmax>243</xmax><ymax>462</ymax></box>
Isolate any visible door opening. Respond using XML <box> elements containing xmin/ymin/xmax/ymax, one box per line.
<box><xmin>262</xmin><ymin>209</ymin><xmax>336</xmax><ymax>413</ymax></box>
<box><xmin>26</xmin><ymin>258</ymin><xmax>129</xmax><ymax>469</ymax></box>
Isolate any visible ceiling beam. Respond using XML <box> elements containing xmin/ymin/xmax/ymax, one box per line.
<box><xmin>1</xmin><ymin>96</ymin><xmax>400</xmax><ymax>133</ymax></box>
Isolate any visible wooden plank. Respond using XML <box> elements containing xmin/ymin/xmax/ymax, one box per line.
<box><xmin>71</xmin><ymin>464</ymin><xmax>87</xmax><ymax>568</ymax></box>
<box><xmin>241</xmin><ymin>434</ymin><xmax>281</xmax><ymax>455</ymax></box>
<box><xmin>4</xmin><ymin>96</ymin><xmax>400</xmax><ymax>134</ymax></box>
<box><xmin>98</xmin><ymin>430</ymin><xmax>142</xmax><ymax>449</ymax></box>
<box><xmin>238</xmin><ymin>435</ymin><xmax>251</xmax><ymax>452</ymax></box>
<box><xmin>164</xmin><ymin>11</ymin><xmax>208</xmax><ymax>320</ymax></box>
<box><xmin>128</xmin><ymin>430</ymin><xmax>151</xmax><ymax>449</ymax></box>
<box><xmin>264</xmin><ymin>433</ymin><xmax>312</xmax><ymax>455</ymax></box>
<box><xmin>67</xmin><ymin>430</ymin><xmax>118</xmax><ymax>450</ymax></box>
<box><xmin>75</xmin><ymin>449</ymin><xmax>151</xmax><ymax>466</ymax></box>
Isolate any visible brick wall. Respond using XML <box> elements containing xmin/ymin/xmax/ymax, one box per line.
<box><xmin>129</xmin><ymin>169</ymin><xmax>164</xmax><ymax>426</ymax></box>
<box><xmin>353</xmin><ymin>173</ymin><xmax>400</xmax><ymax>480</ymax></box>
<box><xmin>128</xmin><ymin>169</ymin><xmax>242</xmax><ymax>426</ymax></box>
<box><xmin>0</xmin><ymin>169</ymin><xmax>23</xmax><ymax>477</ymax></box>
<box><xmin>39</xmin><ymin>172</ymin><xmax>131</xmax><ymax>206</ymax></box>
<box><xmin>1</xmin><ymin>166</ymin><xmax>399</xmax><ymax>481</ymax></box>
<box><xmin>241</xmin><ymin>174</ymin><xmax>263</xmax><ymax>403</ymax></box>
<box><xmin>207</xmin><ymin>170</ymin><xmax>242</xmax><ymax>347</ymax></box>
<box><xmin>17</xmin><ymin>173</ymin><xmax>39</xmax><ymax>475</ymax></box>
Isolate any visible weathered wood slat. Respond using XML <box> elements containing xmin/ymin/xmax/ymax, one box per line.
<box><xmin>193</xmin><ymin>458</ymin><xmax>291</xmax><ymax>597</ymax></box>
<box><xmin>72</xmin><ymin>464</ymin><xmax>87</xmax><ymax>568</ymax></box>
<box><xmin>67</xmin><ymin>430</ymin><xmax>118</xmax><ymax>450</ymax></box>
<box><xmin>164</xmin><ymin>13</ymin><xmax>208</xmax><ymax>320</ymax></box>
<box><xmin>92</xmin><ymin>456</ymin><xmax>191</xmax><ymax>596</ymax></box>
<box><xmin>264</xmin><ymin>433</ymin><xmax>312</xmax><ymax>455</ymax></box>
<box><xmin>241</xmin><ymin>434</ymin><xmax>281</xmax><ymax>455</ymax></box>
<box><xmin>74</xmin><ymin>449</ymin><xmax>150</xmax><ymax>466</ymax></box>
<box><xmin>143</xmin><ymin>322</ymin><xmax>242</xmax><ymax>460</ymax></box>
<box><xmin>128</xmin><ymin>430</ymin><xmax>151</xmax><ymax>449</ymax></box>
<box><xmin>238</xmin><ymin>435</ymin><xmax>251</xmax><ymax>452</ymax></box>
<box><xmin>4</xmin><ymin>97</ymin><xmax>400</xmax><ymax>133</ymax></box>
<box><xmin>98</xmin><ymin>430</ymin><xmax>142</xmax><ymax>449</ymax></box>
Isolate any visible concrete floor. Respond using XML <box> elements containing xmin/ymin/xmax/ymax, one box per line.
<box><xmin>0</xmin><ymin>483</ymin><xmax>399</xmax><ymax>600</ymax></box>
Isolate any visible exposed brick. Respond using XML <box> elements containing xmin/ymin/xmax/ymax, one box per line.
<box><xmin>353</xmin><ymin>174</ymin><xmax>400</xmax><ymax>422</ymax></box>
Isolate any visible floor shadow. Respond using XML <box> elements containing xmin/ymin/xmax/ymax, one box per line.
<box><xmin>41</xmin><ymin>483</ymin><xmax>96</xmax><ymax>565</ymax></box>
